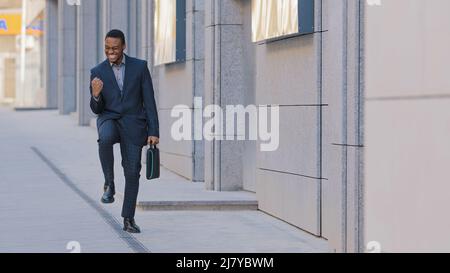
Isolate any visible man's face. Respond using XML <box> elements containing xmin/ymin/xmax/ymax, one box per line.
<box><xmin>105</xmin><ymin>37</ymin><xmax>126</xmax><ymax>64</ymax></box>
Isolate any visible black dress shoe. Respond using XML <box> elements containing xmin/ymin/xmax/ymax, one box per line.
<box><xmin>101</xmin><ymin>185</ymin><xmax>115</xmax><ymax>204</ymax></box>
<box><xmin>123</xmin><ymin>218</ymin><xmax>141</xmax><ymax>233</ymax></box>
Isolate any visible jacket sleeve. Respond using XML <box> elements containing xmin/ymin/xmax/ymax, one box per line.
<box><xmin>89</xmin><ymin>70</ymin><xmax>105</xmax><ymax>115</ymax></box>
<box><xmin>141</xmin><ymin>61</ymin><xmax>160</xmax><ymax>138</ymax></box>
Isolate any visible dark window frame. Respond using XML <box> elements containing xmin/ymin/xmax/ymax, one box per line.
<box><xmin>253</xmin><ymin>0</ymin><xmax>315</xmax><ymax>44</ymax></box>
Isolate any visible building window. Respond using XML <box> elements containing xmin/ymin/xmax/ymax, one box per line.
<box><xmin>154</xmin><ymin>0</ymin><xmax>186</xmax><ymax>65</ymax></box>
<box><xmin>251</xmin><ymin>0</ymin><xmax>314</xmax><ymax>43</ymax></box>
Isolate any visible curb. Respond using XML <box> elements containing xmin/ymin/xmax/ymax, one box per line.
<box><xmin>116</xmin><ymin>192</ymin><xmax>258</xmax><ymax>211</ymax></box>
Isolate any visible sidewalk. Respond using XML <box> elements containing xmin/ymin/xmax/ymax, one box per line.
<box><xmin>0</xmin><ymin>106</ymin><xmax>330</xmax><ymax>253</ymax></box>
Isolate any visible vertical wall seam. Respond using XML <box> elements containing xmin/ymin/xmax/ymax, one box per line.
<box><xmin>191</xmin><ymin>0</ymin><xmax>197</xmax><ymax>181</ymax></box>
<box><xmin>352</xmin><ymin>0</ymin><xmax>360</xmax><ymax>253</ymax></box>
<box><xmin>95</xmin><ymin>0</ymin><xmax>99</xmax><ymax>62</ymax></box>
<box><xmin>77</xmin><ymin>4</ymin><xmax>82</xmax><ymax>124</ymax></box>
<box><xmin>211</xmin><ymin>0</ymin><xmax>216</xmax><ymax>191</ymax></box>
<box><xmin>105</xmin><ymin>1</ymin><xmax>112</xmax><ymax>34</ymax></box>
<box><xmin>342</xmin><ymin>0</ymin><xmax>349</xmax><ymax>253</ymax></box>
<box><xmin>127</xmin><ymin>0</ymin><xmax>130</xmax><ymax>55</ymax></box>
<box><xmin>318</xmin><ymin>0</ymin><xmax>324</xmax><ymax>238</ymax></box>
<box><xmin>357</xmin><ymin>0</ymin><xmax>365</xmax><ymax>254</ymax></box>
<box><xmin>218</xmin><ymin>0</ymin><xmax>222</xmax><ymax>191</ymax></box>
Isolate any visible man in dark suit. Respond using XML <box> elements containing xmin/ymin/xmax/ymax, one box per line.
<box><xmin>90</xmin><ymin>29</ymin><xmax>159</xmax><ymax>233</ymax></box>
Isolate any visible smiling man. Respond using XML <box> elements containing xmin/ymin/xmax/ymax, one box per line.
<box><xmin>89</xmin><ymin>29</ymin><xmax>159</xmax><ymax>233</ymax></box>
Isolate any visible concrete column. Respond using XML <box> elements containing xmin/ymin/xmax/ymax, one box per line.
<box><xmin>204</xmin><ymin>0</ymin><xmax>246</xmax><ymax>191</ymax></box>
<box><xmin>128</xmin><ymin>0</ymin><xmax>138</xmax><ymax>57</ymax></box>
<box><xmin>107</xmin><ymin>0</ymin><xmax>129</xmax><ymax>44</ymax></box>
<box><xmin>137</xmin><ymin>0</ymin><xmax>148</xmax><ymax>60</ymax></box>
<box><xmin>44</xmin><ymin>0</ymin><xmax>58</xmax><ymax>109</ymax></box>
<box><xmin>344</xmin><ymin>0</ymin><xmax>364</xmax><ymax>254</ymax></box>
<box><xmin>190</xmin><ymin>0</ymin><xmax>205</xmax><ymax>182</ymax></box>
<box><xmin>322</xmin><ymin>0</ymin><xmax>364</xmax><ymax>252</ymax></box>
<box><xmin>97</xmin><ymin>0</ymin><xmax>106</xmax><ymax>63</ymax></box>
<box><xmin>57</xmin><ymin>0</ymin><xmax>77</xmax><ymax>114</ymax></box>
<box><xmin>76</xmin><ymin>0</ymin><xmax>98</xmax><ymax>126</ymax></box>
<box><xmin>146</xmin><ymin>0</ymin><xmax>158</xmax><ymax>88</ymax></box>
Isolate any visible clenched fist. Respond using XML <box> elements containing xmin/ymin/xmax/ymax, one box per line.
<box><xmin>91</xmin><ymin>77</ymin><xmax>104</xmax><ymax>98</ymax></box>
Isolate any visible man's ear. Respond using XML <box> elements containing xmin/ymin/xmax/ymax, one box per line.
<box><xmin>123</xmin><ymin>44</ymin><xmax>127</xmax><ymax>51</ymax></box>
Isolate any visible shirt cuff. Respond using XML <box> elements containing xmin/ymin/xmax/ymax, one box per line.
<box><xmin>93</xmin><ymin>95</ymin><xmax>100</xmax><ymax>102</ymax></box>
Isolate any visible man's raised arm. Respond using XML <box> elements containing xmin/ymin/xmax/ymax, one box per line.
<box><xmin>90</xmin><ymin>70</ymin><xmax>105</xmax><ymax>115</ymax></box>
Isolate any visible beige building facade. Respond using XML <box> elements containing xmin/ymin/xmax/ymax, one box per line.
<box><xmin>39</xmin><ymin>0</ymin><xmax>450</xmax><ymax>252</ymax></box>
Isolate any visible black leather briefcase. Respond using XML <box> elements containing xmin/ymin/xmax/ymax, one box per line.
<box><xmin>146</xmin><ymin>145</ymin><xmax>160</xmax><ymax>180</ymax></box>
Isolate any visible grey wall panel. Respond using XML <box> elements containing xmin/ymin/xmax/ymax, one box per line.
<box><xmin>161</xmin><ymin>152</ymin><xmax>193</xmax><ymax>180</ymax></box>
<box><xmin>158</xmin><ymin>108</ymin><xmax>193</xmax><ymax>156</ymax></box>
<box><xmin>365</xmin><ymin>99</ymin><xmax>450</xmax><ymax>252</ymax></box>
<box><xmin>256</xmin><ymin>169</ymin><xmax>321</xmax><ymax>236</ymax></box>
<box><xmin>157</xmin><ymin>62</ymin><xmax>194</xmax><ymax>109</ymax></box>
<box><xmin>365</xmin><ymin>0</ymin><xmax>450</xmax><ymax>99</ymax></box>
<box><xmin>364</xmin><ymin>0</ymin><xmax>450</xmax><ymax>252</ymax></box>
<box><xmin>252</xmin><ymin>0</ymin><xmax>324</xmax><ymax>241</ymax></box>
<box><xmin>156</xmin><ymin>62</ymin><xmax>194</xmax><ymax>179</ymax></box>
<box><xmin>256</xmin><ymin>106</ymin><xmax>320</xmax><ymax>178</ymax></box>
<box><xmin>255</xmin><ymin>37</ymin><xmax>319</xmax><ymax>106</ymax></box>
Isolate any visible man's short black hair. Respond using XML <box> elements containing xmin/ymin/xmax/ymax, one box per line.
<box><xmin>105</xmin><ymin>29</ymin><xmax>126</xmax><ymax>45</ymax></box>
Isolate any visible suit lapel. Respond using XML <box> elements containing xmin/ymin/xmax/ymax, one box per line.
<box><xmin>122</xmin><ymin>54</ymin><xmax>131</xmax><ymax>98</ymax></box>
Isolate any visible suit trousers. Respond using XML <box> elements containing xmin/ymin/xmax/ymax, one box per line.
<box><xmin>97</xmin><ymin>119</ymin><xmax>143</xmax><ymax>218</ymax></box>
